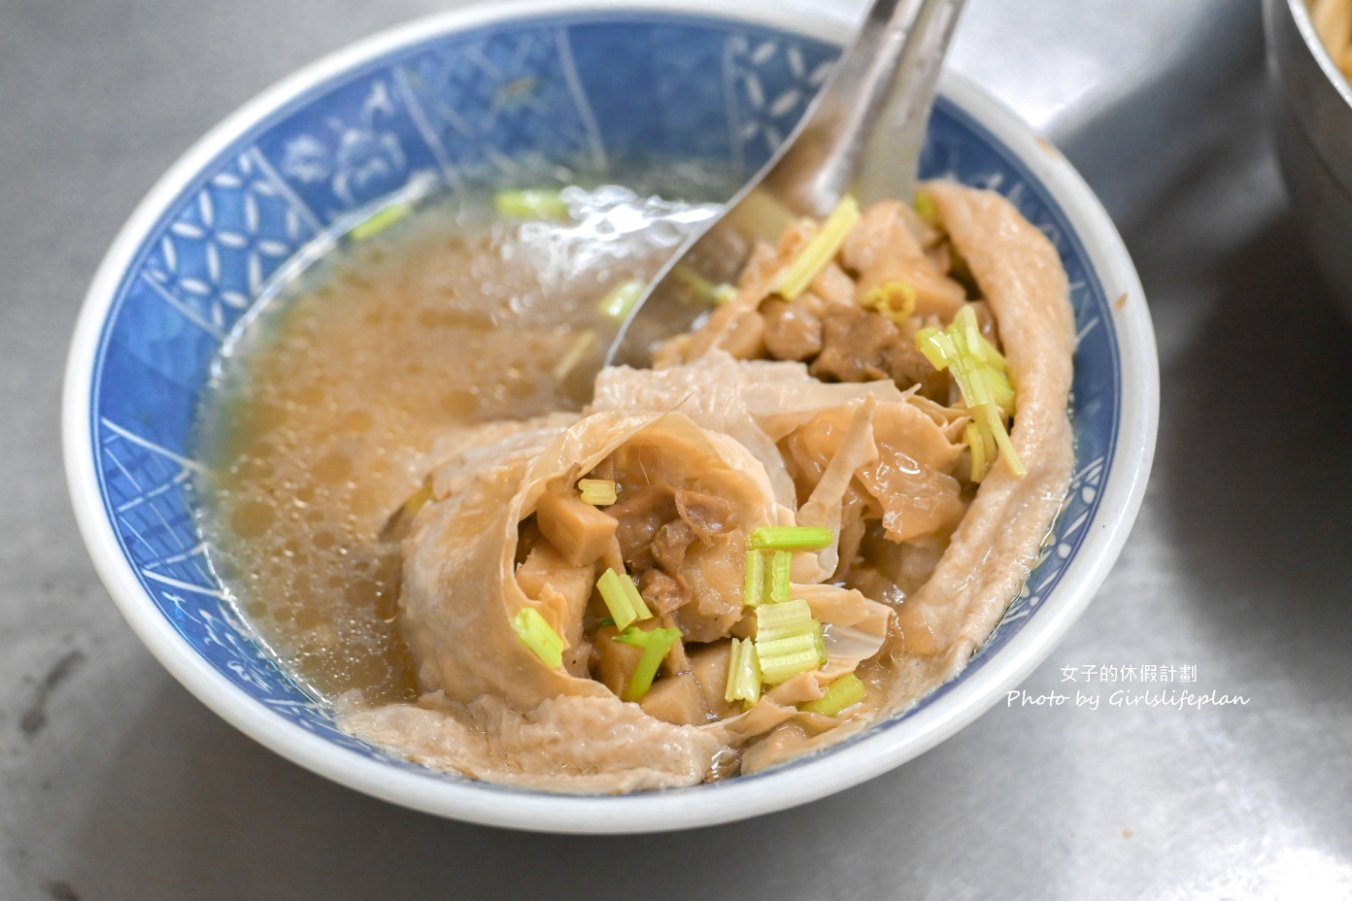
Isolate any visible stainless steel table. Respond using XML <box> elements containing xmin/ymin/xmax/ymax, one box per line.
<box><xmin>4</xmin><ymin>2</ymin><xmax>1350</xmax><ymax>898</ymax></box>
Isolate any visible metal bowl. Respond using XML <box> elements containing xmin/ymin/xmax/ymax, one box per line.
<box><xmin>1265</xmin><ymin>0</ymin><xmax>1352</xmax><ymax>318</ymax></box>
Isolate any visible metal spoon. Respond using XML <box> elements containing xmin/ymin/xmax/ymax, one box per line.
<box><xmin>605</xmin><ymin>0</ymin><xmax>967</xmax><ymax>367</ymax></box>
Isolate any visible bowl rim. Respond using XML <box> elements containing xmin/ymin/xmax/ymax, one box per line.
<box><xmin>1281</xmin><ymin>0</ymin><xmax>1352</xmax><ymax>110</ymax></box>
<box><xmin>63</xmin><ymin>0</ymin><xmax>1158</xmax><ymax>833</ymax></box>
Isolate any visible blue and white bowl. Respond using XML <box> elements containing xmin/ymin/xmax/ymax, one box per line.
<box><xmin>63</xmin><ymin>0</ymin><xmax>1157</xmax><ymax>832</ymax></box>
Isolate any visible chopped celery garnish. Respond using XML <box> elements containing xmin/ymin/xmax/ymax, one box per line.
<box><xmin>597</xmin><ymin>279</ymin><xmax>645</xmax><ymax>323</ymax></box>
<box><xmin>756</xmin><ymin>627</ymin><xmax>826</xmax><ymax>685</ymax></box>
<box><xmin>711</xmin><ymin>283</ymin><xmax>739</xmax><ymax>305</ymax></box>
<box><xmin>916</xmin><ymin>305</ymin><xmax>1024</xmax><ymax>478</ymax></box>
<box><xmin>619</xmin><ymin>573</ymin><xmax>649</xmax><ymax>621</ymax></box>
<box><xmin>964</xmin><ymin>421</ymin><xmax>990</xmax><ymax>483</ymax></box>
<box><xmin>756</xmin><ymin>598</ymin><xmax>816</xmax><ymax>642</ymax></box>
<box><xmin>916</xmin><ymin>326</ymin><xmax>955</xmax><ymax>369</ymax></box>
<box><xmin>671</xmin><ymin>264</ymin><xmax>715</xmax><ymax>298</ymax></box>
<box><xmin>755</xmin><ymin>598</ymin><xmax>824</xmax><ymax>684</ymax></box>
<box><xmin>914</xmin><ymin>190</ymin><xmax>939</xmax><ymax>226</ymax></box>
<box><xmin>671</xmin><ymin>269</ymin><xmax>737</xmax><ymax>308</ymax></box>
<box><xmin>748</xmin><ymin>525</ymin><xmax>834</xmax><ymax>551</ymax></box>
<box><xmin>951</xmin><ymin>358</ymin><xmax>990</xmax><ymax>408</ymax></box>
<box><xmin>961</xmin><ymin>304</ymin><xmax>986</xmax><ymax>363</ymax></box>
<box><xmin>511</xmin><ymin>607</ymin><xmax>565</xmax><ymax>669</ymax></box>
<box><xmin>985</xmin><ymin>365</ymin><xmax>1016</xmax><ymax>412</ymax></box>
<box><xmin>743</xmin><ymin>550</ymin><xmax>766</xmax><ymax>607</ymax></box>
<box><xmin>769</xmin><ymin>550</ymin><xmax>792</xmax><ymax>604</ymax></box>
<box><xmin>863</xmin><ymin>280</ymin><xmax>916</xmax><ymax>326</ymax></box>
<box><xmin>982</xmin><ymin>333</ymin><xmax>1007</xmax><ymax>366</ymax></box>
<box><xmin>613</xmin><ymin>626</ymin><xmax>682</xmax><ymax>701</ymax></box>
<box><xmin>597</xmin><ymin>567</ymin><xmax>652</xmax><ymax>631</ymax></box>
<box><xmin>551</xmin><ymin>329</ymin><xmax>596</xmax><ymax>380</ymax></box>
<box><xmin>799</xmin><ymin>673</ymin><xmax>867</xmax><ymax>716</ymax></box>
<box><xmin>978</xmin><ymin>403</ymin><xmax>1025</xmax><ymax>477</ymax></box>
<box><xmin>350</xmin><ymin>202</ymin><xmax>411</xmax><ymax>241</ymax></box>
<box><xmin>577</xmin><ymin>478</ymin><xmax>618</xmax><ymax>506</ymax></box>
<box><xmin>492</xmin><ymin>188</ymin><xmax>569</xmax><ymax>220</ymax></box>
<box><xmin>947</xmin><ymin>306</ymin><xmax>1010</xmax><ymax>410</ymax></box>
<box><xmin>724</xmin><ymin>637</ymin><xmax>762</xmax><ymax>704</ymax></box>
<box><xmin>775</xmin><ymin>196</ymin><xmax>860</xmax><ymax>300</ymax></box>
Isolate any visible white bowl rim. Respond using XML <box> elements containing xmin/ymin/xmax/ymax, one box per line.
<box><xmin>1282</xmin><ymin>0</ymin><xmax>1352</xmax><ymax>113</ymax></box>
<box><xmin>63</xmin><ymin>0</ymin><xmax>1159</xmax><ymax>833</ymax></box>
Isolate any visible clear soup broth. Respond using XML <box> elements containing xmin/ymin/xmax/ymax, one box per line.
<box><xmin>195</xmin><ymin>175</ymin><xmax>731</xmax><ymax>704</ymax></box>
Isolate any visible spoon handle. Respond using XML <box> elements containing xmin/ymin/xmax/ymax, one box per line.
<box><xmin>605</xmin><ymin>0</ymin><xmax>966</xmax><ymax>367</ymax></box>
<box><xmin>766</xmin><ymin>0</ymin><xmax>968</xmax><ymax>217</ymax></box>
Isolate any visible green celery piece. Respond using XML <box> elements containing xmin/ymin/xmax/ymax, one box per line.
<box><xmin>748</xmin><ymin>525</ymin><xmax>833</xmax><ymax>551</ymax></box>
<box><xmin>670</xmin><ymin>264</ymin><xmax>715</xmax><ymax>299</ymax></box>
<box><xmin>863</xmin><ymin>280</ymin><xmax>916</xmax><ymax>325</ymax></box>
<box><xmin>918</xmin><ymin>295</ymin><xmax>1024</xmax><ymax>482</ymax></box>
<box><xmin>510</xmin><ymin>607</ymin><xmax>565</xmax><ymax>669</ymax></box>
<box><xmin>985</xmin><ymin>367</ymin><xmax>1016</xmax><ymax>413</ymax></box>
<box><xmin>916</xmin><ymin>327</ymin><xmax>954</xmax><ymax>370</ymax></box>
<box><xmin>755</xmin><ymin>606</ymin><xmax>826</xmax><ymax>684</ymax></box>
<box><xmin>776</xmin><ymin>196</ymin><xmax>860</xmax><ymax>300</ymax></box>
<box><xmin>948</xmin><ymin>360</ymin><xmax>983</xmax><ymax>408</ymax></box>
<box><xmin>350</xmin><ymin>202</ymin><xmax>411</xmax><ymax>241</ymax></box>
<box><xmin>769</xmin><ymin>550</ymin><xmax>792</xmax><ymax>603</ymax></box>
<box><xmin>743</xmin><ymin>550</ymin><xmax>766</xmax><ymax>607</ymax></box>
<box><xmin>799</xmin><ymin>673</ymin><xmax>867</xmax><ymax>716</ymax></box>
<box><xmin>955</xmin><ymin>305</ymin><xmax>984</xmax><ymax>363</ymax></box>
<box><xmin>977</xmin><ymin>403</ymin><xmax>1025</xmax><ymax>477</ymax></box>
<box><xmin>965</xmin><ymin>421</ymin><xmax>989</xmax><ymax>483</ymax></box>
<box><xmin>597</xmin><ymin>567</ymin><xmax>651</xmax><ymax>631</ymax></box>
<box><xmin>614</xmin><ymin>626</ymin><xmax>682</xmax><ymax>701</ymax></box>
<box><xmin>492</xmin><ymin>188</ymin><xmax>569</xmax><ymax>220</ymax></box>
<box><xmin>928</xmin><ymin>306</ymin><xmax>1018</xmax><ymax>433</ymax></box>
<box><xmin>756</xmin><ymin>631</ymin><xmax>820</xmax><ymax>660</ymax></box>
<box><xmin>980</xmin><ymin>332</ymin><xmax>1007</xmax><ymax>366</ymax></box>
<box><xmin>711</xmin><ymin>283</ymin><xmax>739</xmax><ymax>305</ymax></box>
<box><xmin>619</xmin><ymin>573</ymin><xmax>650</xmax><ymax>623</ymax></box>
<box><xmin>724</xmin><ymin>637</ymin><xmax>762</xmax><ymax>704</ymax></box>
<box><xmin>551</xmin><ymin>329</ymin><xmax>597</xmax><ymax>381</ymax></box>
<box><xmin>756</xmin><ymin>632</ymin><xmax>822</xmax><ymax>685</ymax></box>
<box><xmin>756</xmin><ymin>598</ymin><xmax>815</xmax><ymax>642</ymax></box>
<box><xmin>597</xmin><ymin>279</ymin><xmax>645</xmax><ymax>322</ymax></box>
<box><xmin>671</xmin><ymin>268</ymin><xmax>740</xmax><ymax>309</ymax></box>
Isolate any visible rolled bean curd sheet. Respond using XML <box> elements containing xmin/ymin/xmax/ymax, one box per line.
<box><xmin>339</xmin><ymin>181</ymin><xmax>1072</xmax><ymax>792</ymax></box>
